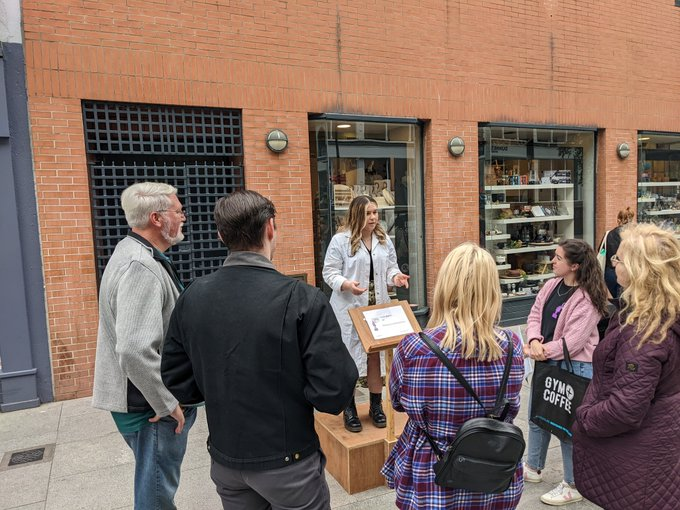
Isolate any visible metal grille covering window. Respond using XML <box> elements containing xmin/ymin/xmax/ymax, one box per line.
<box><xmin>83</xmin><ymin>101</ymin><xmax>244</xmax><ymax>284</ymax></box>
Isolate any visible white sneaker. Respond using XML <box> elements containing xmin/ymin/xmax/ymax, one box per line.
<box><xmin>523</xmin><ymin>463</ymin><xmax>542</xmax><ymax>483</ymax></box>
<box><xmin>540</xmin><ymin>481</ymin><xmax>583</xmax><ymax>506</ymax></box>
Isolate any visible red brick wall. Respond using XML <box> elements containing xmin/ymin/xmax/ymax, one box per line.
<box><xmin>241</xmin><ymin>110</ymin><xmax>316</xmax><ymax>281</ymax></box>
<box><xmin>596</xmin><ymin>129</ymin><xmax>638</xmax><ymax>244</ymax></box>
<box><xmin>29</xmin><ymin>97</ymin><xmax>98</xmax><ymax>400</ymax></box>
<box><xmin>21</xmin><ymin>0</ymin><xmax>680</xmax><ymax>398</ymax></box>
<box><xmin>424</xmin><ymin>121</ymin><xmax>480</xmax><ymax>303</ymax></box>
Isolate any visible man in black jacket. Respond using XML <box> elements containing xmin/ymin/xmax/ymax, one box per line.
<box><xmin>161</xmin><ymin>190</ymin><xmax>358</xmax><ymax>509</ymax></box>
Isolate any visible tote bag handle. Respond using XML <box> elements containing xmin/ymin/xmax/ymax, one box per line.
<box><xmin>561</xmin><ymin>337</ymin><xmax>575</xmax><ymax>373</ymax></box>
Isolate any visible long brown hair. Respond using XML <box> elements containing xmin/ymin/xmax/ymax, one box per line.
<box><xmin>559</xmin><ymin>239</ymin><xmax>609</xmax><ymax>316</ymax></box>
<box><xmin>341</xmin><ymin>195</ymin><xmax>387</xmax><ymax>256</ymax></box>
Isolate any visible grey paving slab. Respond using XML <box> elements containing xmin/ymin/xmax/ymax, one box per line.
<box><xmin>187</xmin><ymin>407</ymin><xmax>209</xmax><ymax>436</ymax></box>
<box><xmin>50</xmin><ymin>432</ymin><xmax>133</xmax><ymax>479</ymax></box>
<box><xmin>0</xmin><ymin>403</ymin><xmax>61</xmax><ymax>452</ymax></box>
<box><xmin>333</xmin><ymin>490</ymin><xmax>396</xmax><ymax>509</ymax></box>
<box><xmin>327</xmin><ymin>472</ymin><xmax>392</xmax><ymax>508</ymax></box>
<box><xmin>45</xmin><ymin>463</ymin><xmax>133</xmax><ymax>510</ymax></box>
<box><xmin>55</xmin><ymin>408</ymin><xmax>118</xmax><ymax>445</ymax></box>
<box><xmin>5</xmin><ymin>503</ymin><xmax>46</xmax><ymax>510</ymax></box>
<box><xmin>174</xmin><ymin>464</ymin><xmax>222</xmax><ymax>509</ymax></box>
<box><xmin>0</xmin><ymin>432</ymin><xmax>58</xmax><ymax>459</ymax></box>
<box><xmin>0</xmin><ymin>462</ymin><xmax>51</xmax><ymax>510</ymax></box>
<box><xmin>58</xmin><ymin>398</ymin><xmax>98</xmax><ymax>420</ymax></box>
<box><xmin>180</xmin><ymin>427</ymin><xmax>211</xmax><ymax>472</ymax></box>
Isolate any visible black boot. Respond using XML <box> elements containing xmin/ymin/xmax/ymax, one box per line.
<box><xmin>343</xmin><ymin>397</ymin><xmax>362</xmax><ymax>433</ymax></box>
<box><xmin>369</xmin><ymin>392</ymin><xmax>386</xmax><ymax>428</ymax></box>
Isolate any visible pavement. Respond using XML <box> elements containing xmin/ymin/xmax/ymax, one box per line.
<box><xmin>0</xmin><ymin>382</ymin><xmax>601</xmax><ymax>510</ymax></box>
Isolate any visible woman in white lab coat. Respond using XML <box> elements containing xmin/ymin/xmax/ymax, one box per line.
<box><xmin>323</xmin><ymin>195</ymin><xmax>410</xmax><ymax>432</ymax></box>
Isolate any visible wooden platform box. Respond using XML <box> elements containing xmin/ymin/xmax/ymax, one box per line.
<box><xmin>315</xmin><ymin>402</ymin><xmax>407</xmax><ymax>494</ymax></box>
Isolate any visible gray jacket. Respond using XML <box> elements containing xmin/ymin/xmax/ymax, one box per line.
<box><xmin>92</xmin><ymin>235</ymin><xmax>179</xmax><ymax>415</ymax></box>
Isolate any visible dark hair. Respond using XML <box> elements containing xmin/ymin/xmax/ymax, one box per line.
<box><xmin>214</xmin><ymin>190</ymin><xmax>276</xmax><ymax>251</ymax></box>
<box><xmin>559</xmin><ymin>239</ymin><xmax>609</xmax><ymax>316</ymax></box>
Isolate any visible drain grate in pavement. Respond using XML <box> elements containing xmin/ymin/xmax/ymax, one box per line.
<box><xmin>0</xmin><ymin>444</ymin><xmax>55</xmax><ymax>471</ymax></box>
<box><xmin>8</xmin><ymin>447</ymin><xmax>45</xmax><ymax>466</ymax></box>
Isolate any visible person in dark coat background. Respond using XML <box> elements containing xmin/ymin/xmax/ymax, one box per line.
<box><xmin>573</xmin><ymin>224</ymin><xmax>680</xmax><ymax>510</ymax></box>
<box><xmin>600</xmin><ymin>207</ymin><xmax>634</xmax><ymax>301</ymax></box>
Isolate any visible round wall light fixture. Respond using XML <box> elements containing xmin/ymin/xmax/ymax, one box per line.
<box><xmin>447</xmin><ymin>136</ymin><xmax>465</xmax><ymax>157</ymax></box>
<box><xmin>616</xmin><ymin>142</ymin><xmax>631</xmax><ymax>159</ymax></box>
<box><xmin>266</xmin><ymin>129</ymin><xmax>289</xmax><ymax>153</ymax></box>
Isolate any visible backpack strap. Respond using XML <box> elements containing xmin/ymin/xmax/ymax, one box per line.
<box><xmin>418</xmin><ymin>331</ymin><xmax>514</xmax><ymax>418</ymax></box>
<box><xmin>418</xmin><ymin>330</ymin><xmax>514</xmax><ymax>459</ymax></box>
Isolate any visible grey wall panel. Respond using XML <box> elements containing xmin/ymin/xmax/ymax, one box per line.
<box><xmin>0</xmin><ymin>42</ymin><xmax>52</xmax><ymax>409</ymax></box>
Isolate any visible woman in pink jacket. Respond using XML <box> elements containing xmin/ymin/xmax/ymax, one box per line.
<box><xmin>523</xmin><ymin>239</ymin><xmax>609</xmax><ymax>506</ymax></box>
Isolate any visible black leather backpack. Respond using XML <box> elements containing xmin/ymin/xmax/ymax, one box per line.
<box><xmin>419</xmin><ymin>332</ymin><xmax>526</xmax><ymax>494</ymax></box>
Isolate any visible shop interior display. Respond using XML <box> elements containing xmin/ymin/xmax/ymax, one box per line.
<box><xmin>482</xmin><ymin>159</ymin><xmax>575</xmax><ymax>299</ymax></box>
<box><xmin>637</xmin><ymin>154</ymin><xmax>680</xmax><ymax>239</ymax></box>
<box><xmin>331</xmin><ymin>158</ymin><xmax>397</xmax><ymax>243</ymax></box>
<box><xmin>309</xmin><ymin>118</ymin><xmax>426</xmax><ymax>311</ymax></box>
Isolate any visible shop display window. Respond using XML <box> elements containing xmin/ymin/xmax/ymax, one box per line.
<box><xmin>637</xmin><ymin>132</ymin><xmax>680</xmax><ymax>238</ymax></box>
<box><xmin>479</xmin><ymin>125</ymin><xmax>596</xmax><ymax>324</ymax></box>
<box><xmin>308</xmin><ymin>116</ymin><xmax>426</xmax><ymax>311</ymax></box>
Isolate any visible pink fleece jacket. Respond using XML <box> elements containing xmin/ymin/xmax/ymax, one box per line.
<box><xmin>525</xmin><ymin>277</ymin><xmax>602</xmax><ymax>362</ymax></box>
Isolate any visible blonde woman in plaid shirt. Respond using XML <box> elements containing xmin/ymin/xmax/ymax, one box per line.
<box><xmin>382</xmin><ymin>243</ymin><xmax>525</xmax><ymax>509</ymax></box>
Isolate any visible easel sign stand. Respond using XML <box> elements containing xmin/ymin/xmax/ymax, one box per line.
<box><xmin>348</xmin><ymin>301</ymin><xmax>422</xmax><ymax>453</ymax></box>
<box><xmin>313</xmin><ymin>300</ymin><xmax>421</xmax><ymax>494</ymax></box>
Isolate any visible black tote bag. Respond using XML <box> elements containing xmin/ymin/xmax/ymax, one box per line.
<box><xmin>529</xmin><ymin>338</ymin><xmax>590</xmax><ymax>443</ymax></box>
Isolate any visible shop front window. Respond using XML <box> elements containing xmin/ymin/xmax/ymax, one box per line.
<box><xmin>479</xmin><ymin>124</ymin><xmax>596</xmax><ymax>325</ymax></box>
<box><xmin>637</xmin><ymin>132</ymin><xmax>680</xmax><ymax>238</ymax></box>
<box><xmin>308</xmin><ymin>116</ymin><xmax>426</xmax><ymax>313</ymax></box>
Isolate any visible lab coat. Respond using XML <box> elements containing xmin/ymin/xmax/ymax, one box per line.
<box><xmin>322</xmin><ymin>231</ymin><xmax>401</xmax><ymax>376</ymax></box>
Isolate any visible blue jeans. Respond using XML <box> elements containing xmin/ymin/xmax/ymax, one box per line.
<box><xmin>121</xmin><ymin>407</ymin><xmax>197</xmax><ymax>510</ymax></box>
<box><xmin>527</xmin><ymin>360</ymin><xmax>592</xmax><ymax>485</ymax></box>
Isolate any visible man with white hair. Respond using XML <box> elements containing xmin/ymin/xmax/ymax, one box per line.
<box><xmin>93</xmin><ymin>182</ymin><xmax>195</xmax><ymax>510</ymax></box>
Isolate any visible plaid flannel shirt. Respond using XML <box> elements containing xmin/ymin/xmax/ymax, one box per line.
<box><xmin>382</xmin><ymin>325</ymin><xmax>525</xmax><ymax>509</ymax></box>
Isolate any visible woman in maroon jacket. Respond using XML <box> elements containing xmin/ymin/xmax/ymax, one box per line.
<box><xmin>573</xmin><ymin>224</ymin><xmax>680</xmax><ymax>509</ymax></box>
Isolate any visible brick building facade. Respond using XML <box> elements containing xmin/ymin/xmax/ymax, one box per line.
<box><xmin>17</xmin><ymin>0</ymin><xmax>680</xmax><ymax>401</ymax></box>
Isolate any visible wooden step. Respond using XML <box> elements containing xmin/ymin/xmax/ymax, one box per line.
<box><xmin>314</xmin><ymin>402</ymin><xmax>408</xmax><ymax>494</ymax></box>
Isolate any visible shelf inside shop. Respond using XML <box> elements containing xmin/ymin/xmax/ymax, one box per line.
<box><xmin>637</xmin><ymin>181</ymin><xmax>680</xmax><ymax>187</ymax></box>
<box><xmin>496</xmin><ymin>244</ymin><xmax>558</xmax><ymax>255</ymax></box>
<box><xmin>334</xmin><ymin>206</ymin><xmax>395</xmax><ymax>211</ymax></box>
<box><xmin>485</xmin><ymin>203</ymin><xmax>510</xmax><ymax>209</ymax></box>
<box><xmin>485</xmin><ymin>234</ymin><xmax>512</xmax><ymax>241</ymax></box>
<box><xmin>494</xmin><ymin>214</ymin><xmax>573</xmax><ymax>225</ymax></box>
<box><xmin>526</xmin><ymin>272</ymin><xmax>555</xmax><ymax>281</ymax></box>
<box><xmin>502</xmin><ymin>293</ymin><xmax>535</xmax><ymax>301</ymax></box>
<box><xmin>484</xmin><ymin>184</ymin><xmax>574</xmax><ymax>191</ymax></box>
<box><xmin>643</xmin><ymin>209</ymin><xmax>680</xmax><ymax>216</ymax></box>
<box><xmin>499</xmin><ymin>277</ymin><xmax>524</xmax><ymax>284</ymax></box>
<box><xmin>495</xmin><ymin>264</ymin><xmax>511</xmax><ymax>271</ymax></box>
